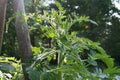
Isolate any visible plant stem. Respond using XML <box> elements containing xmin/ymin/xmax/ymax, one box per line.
<box><xmin>58</xmin><ymin>52</ymin><xmax>63</xmax><ymax>80</ymax></box>
<box><xmin>58</xmin><ymin>71</ymin><xmax>63</xmax><ymax>80</ymax></box>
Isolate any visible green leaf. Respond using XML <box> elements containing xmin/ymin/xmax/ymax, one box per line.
<box><xmin>79</xmin><ymin>16</ymin><xmax>89</xmax><ymax>22</ymax></box>
<box><xmin>35</xmin><ymin>50</ymin><xmax>57</xmax><ymax>61</ymax></box>
<box><xmin>55</xmin><ymin>1</ymin><xmax>63</xmax><ymax>11</ymax></box>
<box><xmin>92</xmin><ymin>54</ymin><xmax>114</xmax><ymax>68</ymax></box>
<box><xmin>104</xmin><ymin>58</ymin><xmax>114</xmax><ymax>68</ymax></box>
<box><xmin>32</xmin><ymin>47</ymin><xmax>41</xmax><ymax>56</ymax></box>
<box><xmin>103</xmin><ymin>67</ymin><xmax>120</xmax><ymax>74</ymax></box>
<box><xmin>28</xmin><ymin>69</ymin><xmax>41</xmax><ymax>80</ymax></box>
<box><xmin>87</xmin><ymin>55</ymin><xmax>97</xmax><ymax>66</ymax></box>
<box><xmin>96</xmin><ymin>46</ymin><xmax>107</xmax><ymax>55</ymax></box>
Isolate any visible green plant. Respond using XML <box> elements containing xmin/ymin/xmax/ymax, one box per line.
<box><xmin>27</xmin><ymin>2</ymin><xmax>120</xmax><ymax>80</ymax></box>
<box><xmin>0</xmin><ymin>57</ymin><xmax>24</xmax><ymax>80</ymax></box>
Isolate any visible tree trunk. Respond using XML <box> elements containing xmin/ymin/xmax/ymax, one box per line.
<box><xmin>0</xmin><ymin>0</ymin><xmax>7</xmax><ymax>54</ymax></box>
<box><xmin>12</xmin><ymin>0</ymin><xmax>32</xmax><ymax>80</ymax></box>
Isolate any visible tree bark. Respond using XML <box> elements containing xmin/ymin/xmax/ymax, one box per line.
<box><xmin>12</xmin><ymin>0</ymin><xmax>32</xmax><ymax>80</ymax></box>
<box><xmin>0</xmin><ymin>0</ymin><xmax>7</xmax><ymax>54</ymax></box>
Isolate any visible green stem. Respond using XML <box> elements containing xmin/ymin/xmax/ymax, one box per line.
<box><xmin>58</xmin><ymin>52</ymin><xmax>63</xmax><ymax>80</ymax></box>
<box><xmin>58</xmin><ymin>71</ymin><xmax>63</xmax><ymax>80</ymax></box>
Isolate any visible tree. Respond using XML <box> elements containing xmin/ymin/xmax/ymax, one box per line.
<box><xmin>1</xmin><ymin>0</ymin><xmax>18</xmax><ymax>57</ymax></box>
<box><xmin>103</xmin><ymin>17</ymin><xmax>120</xmax><ymax>65</ymax></box>
<box><xmin>12</xmin><ymin>0</ymin><xmax>32</xmax><ymax>80</ymax></box>
<box><xmin>0</xmin><ymin>0</ymin><xmax>7</xmax><ymax>54</ymax></box>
